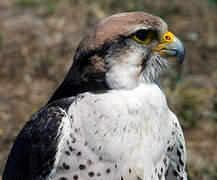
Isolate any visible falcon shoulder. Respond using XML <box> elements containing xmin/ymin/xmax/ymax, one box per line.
<box><xmin>2</xmin><ymin>97</ymin><xmax>75</xmax><ymax>180</ymax></box>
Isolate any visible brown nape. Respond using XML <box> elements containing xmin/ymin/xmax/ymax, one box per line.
<box><xmin>47</xmin><ymin>12</ymin><xmax>167</xmax><ymax>104</ymax></box>
<box><xmin>47</xmin><ymin>39</ymin><xmax>115</xmax><ymax>104</ymax></box>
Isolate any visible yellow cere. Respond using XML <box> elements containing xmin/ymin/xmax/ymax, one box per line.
<box><xmin>162</xmin><ymin>31</ymin><xmax>174</xmax><ymax>43</ymax></box>
<box><xmin>154</xmin><ymin>31</ymin><xmax>175</xmax><ymax>51</ymax></box>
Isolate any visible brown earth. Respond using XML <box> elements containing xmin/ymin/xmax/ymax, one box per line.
<box><xmin>0</xmin><ymin>0</ymin><xmax>217</xmax><ymax>179</ymax></box>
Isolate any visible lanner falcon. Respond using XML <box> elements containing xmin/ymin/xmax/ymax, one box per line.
<box><xmin>3</xmin><ymin>12</ymin><xmax>187</xmax><ymax>180</ymax></box>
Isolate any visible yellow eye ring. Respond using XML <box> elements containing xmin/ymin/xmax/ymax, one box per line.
<box><xmin>132</xmin><ymin>30</ymin><xmax>154</xmax><ymax>44</ymax></box>
<box><xmin>133</xmin><ymin>35</ymin><xmax>151</xmax><ymax>44</ymax></box>
<box><xmin>162</xmin><ymin>31</ymin><xmax>174</xmax><ymax>43</ymax></box>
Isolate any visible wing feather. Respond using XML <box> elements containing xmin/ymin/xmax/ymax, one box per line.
<box><xmin>3</xmin><ymin>98</ymin><xmax>75</xmax><ymax>180</ymax></box>
<box><xmin>167</xmin><ymin>112</ymin><xmax>187</xmax><ymax>180</ymax></box>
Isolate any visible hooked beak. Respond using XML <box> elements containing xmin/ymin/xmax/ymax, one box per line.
<box><xmin>154</xmin><ymin>33</ymin><xmax>185</xmax><ymax>64</ymax></box>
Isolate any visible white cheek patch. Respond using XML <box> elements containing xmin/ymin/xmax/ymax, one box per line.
<box><xmin>105</xmin><ymin>38</ymin><xmax>169</xmax><ymax>89</ymax></box>
<box><xmin>106</xmin><ymin>63</ymin><xmax>139</xmax><ymax>90</ymax></box>
<box><xmin>105</xmin><ymin>45</ymin><xmax>145</xmax><ymax>90</ymax></box>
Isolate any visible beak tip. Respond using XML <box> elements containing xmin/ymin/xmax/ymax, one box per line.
<box><xmin>155</xmin><ymin>35</ymin><xmax>186</xmax><ymax>64</ymax></box>
<box><xmin>169</xmin><ymin>36</ymin><xmax>185</xmax><ymax>64</ymax></box>
<box><xmin>179</xmin><ymin>47</ymin><xmax>185</xmax><ymax>64</ymax></box>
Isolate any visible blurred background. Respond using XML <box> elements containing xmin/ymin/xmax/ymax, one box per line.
<box><xmin>0</xmin><ymin>0</ymin><xmax>216</xmax><ymax>179</ymax></box>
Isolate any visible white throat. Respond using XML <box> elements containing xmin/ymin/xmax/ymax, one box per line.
<box><xmin>68</xmin><ymin>83</ymin><xmax>172</xmax><ymax>178</ymax></box>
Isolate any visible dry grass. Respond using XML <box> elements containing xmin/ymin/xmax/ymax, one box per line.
<box><xmin>0</xmin><ymin>0</ymin><xmax>217</xmax><ymax>179</ymax></box>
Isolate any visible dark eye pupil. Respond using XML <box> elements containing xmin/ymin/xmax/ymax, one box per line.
<box><xmin>135</xmin><ymin>30</ymin><xmax>147</xmax><ymax>41</ymax></box>
<box><xmin>165</xmin><ymin>36</ymin><xmax>171</xmax><ymax>40</ymax></box>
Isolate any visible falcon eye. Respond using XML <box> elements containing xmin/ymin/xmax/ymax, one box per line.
<box><xmin>132</xmin><ymin>29</ymin><xmax>154</xmax><ymax>44</ymax></box>
<box><xmin>162</xmin><ymin>31</ymin><xmax>174</xmax><ymax>43</ymax></box>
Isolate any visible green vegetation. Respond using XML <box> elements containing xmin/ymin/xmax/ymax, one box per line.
<box><xmin>213</xmin><ymin>100</ymin><xmax>217</xmax><ymax>122</ymax></box>
<box><xmin>208</xmin><ymin>0</ymin><xmax>217</xmax><ymax>6</ymax></box>
<box><xmin>17</xmin><ymin>0</ymin><xmax>57</xmax><ymax>14</ymax></box>
<box><xmin>17</xmin><ymin>0</ymin><xmax>37</xmax><ymax>8</ymax></box>
<box><xmin>180</xmin><ymin>106</ymin><xmax>198</xmax><ymax>127</ymax></box>
<box><xmin>45</xmin><ymin>1</ymin><xmax>56</xmax><ymax>14</ymax></box>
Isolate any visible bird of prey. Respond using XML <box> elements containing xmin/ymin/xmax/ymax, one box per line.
<box><xmin>3</xmin><ymin>12</ymin><xmax>187</xmax><ymax>180</ymax></box>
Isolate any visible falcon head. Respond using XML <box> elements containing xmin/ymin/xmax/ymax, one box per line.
<box><xmin>48</xmin><ymin>12</ymin><xmax>185</xmax><ymax>103</ymax></box>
